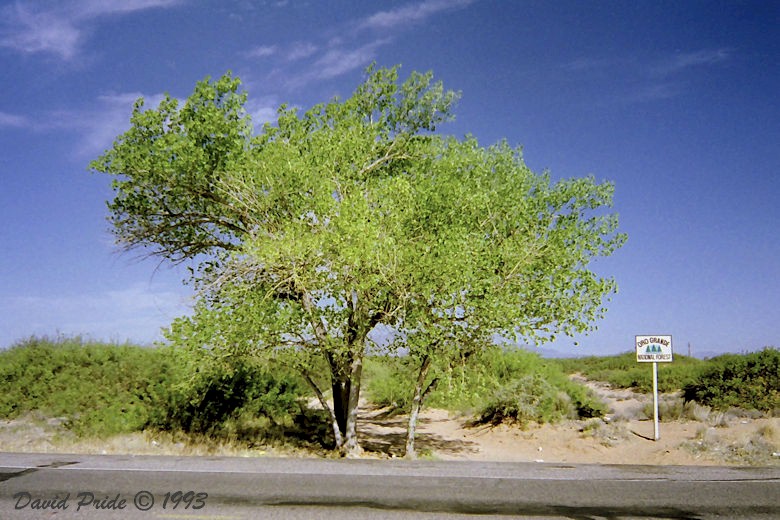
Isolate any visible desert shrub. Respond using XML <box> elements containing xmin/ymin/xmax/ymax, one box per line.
<box><xmin>0</xmin><ymin>336</ymin><xmax>319</xmax><ymax>443</ymax></box>
<box><xmin>147</xmin><ymin>358</ymin><xmax>304</xmax><ymax>434</ymax></box>
<box><xmin>685</xmin><ymin>423</ymin><xmax>779</xmax><ymax>465</ymax></box>
<box><xmin>580</xmin><ymin>417</ymin><xmax>631</xmax><ymax>447</ymax></box>
<box><xmin>476</xmin><ymin>374</ymin><xmax>571</xmax><ymax>426</ymax></box>
<box><xmin>641</xmin><ymin>395</ymin><xmax>685</xmax><ymax>421</ymax></box>
<box><xmin>682</xmin><ymin>348</ymin><xmax>779</xmax><ymax>414</ymax></box>
<box><xmin>363</xmin><ymin>356</ymin><xmax>415</xmax><ymax>410</ymax></box>
<box><xmin>0</xmin><ymin>336</ymin><xmax>174</xmax><ymax>436</ymax></box>
<box><xmin>554</xmin><ymin>352</ymin><xmax>704</xmax><ymax>393</ymax></box>
<box><xmin>365</xmin><ymin>347</ymin><xmax>607</xmax><ymax>425</ymax></box>
<box><xmin>143</xmin><ymin>344</ymin><xmax>325</xmax><ymax>445</ymax></box>
<box><xmin>681</xmin><ymin>400</ymin><xmax>712</xmax><ymax>422</ymax></box>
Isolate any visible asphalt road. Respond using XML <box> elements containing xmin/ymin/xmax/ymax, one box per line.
<box><xmin>0</xmin><ymin>453</ymin><xmax>778</xmax><ymax>519</ymax></box>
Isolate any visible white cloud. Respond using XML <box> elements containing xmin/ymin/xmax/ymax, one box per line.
<box><xmin>0</xmin><ymin>3</ymin><xmax>82</xmax><ymax>60</ymax></box>
<box><xmin>0</xmin><ymin>91</ymin><xmax>167</xmax><ymax>158</ymax></box>
<box><xmin>0</xmin><ymin>0</ymin><xmax>183</xmax><ymax>60</ymax></box>
<box><xmin>360</xmin><ymin>0</ymin><xmax>473</xmax><ymax>30</ymax></box>
<box><xmin>563</xmin><ymin>48</ymin><xmax>733</xmax><ymax>105</ymax></box>
<box><xmin>80</xmin><ymin>92</ymin><xmax>167</xmax><ymax>158</ymax></box>
<box><xmin>650</xmin><ymin>48</ymin><xmax>732</xmax><ymax>77</ymax></box>
<box><xmin>43</xmin><ymin>91</ymin><xmax>167</xmax><ymax>159</ymax></box>
<box><xmin>312</xmin><ymin>40</ymin><xmax>389</xmax><ymax>80</ymax></box>
<box><xmin>246</xmin><ymin>97</ymin><xmax>278</xmax><ymax>128</ymax></box>
<box><xmin>246</xmin><ymin>44</ymin><xmax>277</xmax><ymax>59</ymax></box>
<box><xmin>74</xmin><ymin>0</ymin><xmax>182</xmax><ymax>18</ymax></box>
<box><xmin>285</xmin><ymin>41</ymin><xmax>318</xmax><ymax>61</ymax></box>
<box><xmin>242</xmin><ymin>0</ymin><xmax>474</xmax><ymax>90</ymax></box>
<box><xmin>246</xmin><ymin>41</ymin><xmax>317</xmax><ymax>62</ymax></box>
<box><xmin>0</xmin><ymin>111</ymin><xmax>31</xmax><ymax>128</ymax></box>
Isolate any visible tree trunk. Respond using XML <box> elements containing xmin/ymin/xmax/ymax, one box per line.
<box><xmin>331</xmin><ymin>375</ymin><xmax>351</xmax><ymax>439</ymax></box>
<box><xmin>328</xmin><ymin>353</ymin><xmax>352</xmax><ymax>449</ymax></box>
<box><xmin>301</xmin><ymin>371</ymin><xmax>343</xmax><ymax>448</ymax></box>
<box><xmin>405</xmin><ymin>354</ymin><xmax>432</xmax><ymax>459</ymax></box>
<box><xmin>343</xmin><ymin>352</ymin><xmax>364</xmax><ymax>457</ymax></box>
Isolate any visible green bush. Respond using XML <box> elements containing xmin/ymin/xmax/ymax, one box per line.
<box><xmin>477</xmin><ymin>374</ymin><xmax>571</xmax><ymax>425</ymax></box>
<box><xmin>0</xmin><ymin>336</ymin><xmax>175</xmax><ymax>436</ymax></box>
<box><xmin>147</xmin><ymin>354</ymin><xmax>308</xmax><ymax>437</ymax></box>
<box><xmin>0</xmin><ymin>336</ymin><xmax>318</xmax><ymax>443</ymax></box>
<box><xmin>365</xmin><ymin>347</ymin><xmax>607</xmax><ymax>426</ymax></box>
<box><xmin>363</xmin><ymin>356</ymin><xmax>415</xmax><ymax>410</ymax></box>
<box><xmin>683</xmin><ymin>348</ymin><xmax>779</xmax><ymax>414</ymax></box>
<box><xmin>641</xmin><ymin>396</ymin><xmax>685</xmax><ymax>422</ymax></box>
<box><xmin>554</xmin><ymin>351</ymin><xmax>704</xmax><ymax>393</ymax></box>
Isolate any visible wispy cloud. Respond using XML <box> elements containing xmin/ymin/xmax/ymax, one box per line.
<box><xmin>0</xmin><ymin>0</ymin><xmax>183</xmax><ymax>60</ymax></box>
<box><xmin>285</xmin><ymin>41</ymin><xmax>318</xmax><ymax>61</ymax></box>
<box><xmin>245</xmin><ymin>96</ymin><xmax>278</xmax><ymax>128</ymax></box>
<box><xmin>241</xmin><ymin>0</ymin><xmax>474</xmax><ymax>91</ymax></box>
<box><xmin>360</xmin><ymin>0</ymin><xmax>474</xmax><ymax>30</ymax></box>
<box><xmin>0</xmin><ymin>93</ymin><xmax>144</xmax><ymax>154</ymax></box>
<box><xmin>23</xmin><ymin>91</ymin><xmax>168</xmax><ymax>159</ymax></box>
<box><xmin>650</xmin><ymin>48</ymin><xmax>732</xmax><ymax>77</ymax></box>
<box><xmin>0</xmin><ymin>3</ymin><xmax>82</xmax><ymax>60</ymax></box>
<box><xmin>78</xmin><ymin>92</ymin><xmax>167</xmax><ymax>157</ymax></box>
<box><xmin>246</xmin><ymin>44</ymin><xmax>277</xmax><ymax>59</ymax></box>
<box><xmin>246</xmin><ymin>41</ymin><xmax>318</xmax><ymax>62</ymax></box>
<box><xmin>0</xmin><ymin>282</ymin><xmax>192</xmax><ymax>346</ymax></box>
<box><xmin>0</xmin><ymin>111</ymin><xmax>31</xmax><ymax>128</ymax></box>
<box><xmin>311</xmin><ymin>39</ymin><xmax>390</xmax><ymax>80</ymax></box>
<box><xmin>625</xmin><ymin>82</ymin><xmax>682</xmax><ymax>103</ymax></box>
<box><xmin>563</xmin><ymin>48</ymin><xmax>734</xmax><ymax>105</ymax></box>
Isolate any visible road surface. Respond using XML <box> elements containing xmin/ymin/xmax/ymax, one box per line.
<box><xmin>1</xmin><ymin>453</ymin><xmax>778</xmax><ymax>519</ymax></box>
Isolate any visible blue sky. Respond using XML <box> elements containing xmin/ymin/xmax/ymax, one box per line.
<box><xmin>0</xmin><ymin>0</ymin><xmax>777</xmax><ymax>357</ymax></box>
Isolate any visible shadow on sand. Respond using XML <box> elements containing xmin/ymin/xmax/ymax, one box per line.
<box><xmin>357</xmin><ymin>405</ymin><xmax>481</xmax><ymax>458</ymax></box>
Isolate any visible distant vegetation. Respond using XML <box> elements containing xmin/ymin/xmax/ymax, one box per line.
<box><xmin>0</xmin><ymin>337</ymin><xmax>776</xmax><ymax>447</ymax></box>
<box><xmin>553</xmin><ymin>351</ymin><xmax>705</xmax><ymax>393</ymax></box>
<box><xmin>0</xmin><ymin>336</ymin><xmax>172</xmax><ymax>436</ymax></box>
<box><xmin>553</xmin><ymin>348</ymin><xmax>779</xmax><ymax>414</ymax></box>
<box><xmin>682</xmin><ymin>348</ymin><xmax>779</xmax><ymax>414</ymax></box>
<box><xmin>0</xmin><ymin>337</ymin><xmax>315</xmax><ymax>444</ymax></box>
<box><xmin>366</xmin><ymin>347</ymin><xmax>608</xmax><ymax>426</ymax></box>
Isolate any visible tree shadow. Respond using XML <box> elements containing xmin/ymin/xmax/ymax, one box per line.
<box><xmin>357</xmin><ymin>406</ymin><xmax>480</xmax><ymax>458</ymax></box>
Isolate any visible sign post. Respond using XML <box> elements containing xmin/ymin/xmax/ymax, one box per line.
<box><xmin>635</xmin><ymin>335</ymin><xmax>673</xmax><ymax>441</ymax></box>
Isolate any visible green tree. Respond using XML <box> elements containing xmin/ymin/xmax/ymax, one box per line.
<box><xmin>92</xmin><ymin>65</ymin><xmax>625</xmax><ymax>456</ymax></box>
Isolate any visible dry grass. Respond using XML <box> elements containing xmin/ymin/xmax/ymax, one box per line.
<box><xmin>579</xmin><ymin>417</ymin><xmax>632</xmax><ymax>447</ymax></box>
<box><xmin>0</xmin><ymin>413</ymin><xmax>331</xmax><ymax>458</ymax></box>
<box><xmin>683</xmin><ymin>422</ymin><xmax>780</xmax><ymax>465</ymax></box>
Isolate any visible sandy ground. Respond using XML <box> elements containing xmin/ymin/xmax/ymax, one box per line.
<box><xmin>1</xmin><ymin>378</ymin><xmax>778</xmax><ymax>466</ymax></box>
<box><xmin>358</xmin><ymin>378</ymin><xmax>780</xmax><ymax>466</ymax></box>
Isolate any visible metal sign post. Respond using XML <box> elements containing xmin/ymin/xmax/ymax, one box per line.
<box><xmin>635</xmin><ymin>335</ymin><xmax>673</xmax><ymax>441</ymax></box>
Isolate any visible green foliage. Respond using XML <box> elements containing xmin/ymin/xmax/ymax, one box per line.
<box><xmin>477</xmin><ymin>374</ymin><xmax>572</xmax><ymax>426</ymax></box>
<box><xmin>363</xmin><ymin>356</ymin><xmax>414</xmax><ymax>410</ymax></box>
<box><xmin>683</xmin><ymin>348</ymin><xmax>779</xmax><ymax>413</ymax></box>
<box><xmin>92</xmin><ymin>65</ymin><xmax>626</xmax><ymax>450</ymax></box>
<box><xmin>0</xmin><ymin>336</ymin><xmax>174</xmax><ymax>436</ymax></box>
<box><xmin>554</xmin><ymin>351</ymin><xmax>704</xmax><ymax>393</ymax></box>
<box><xmin>365</xmin><ymin>348</ymin><xmax>607</xmax><ymax>425</ymax></box>
<box><xmin>147</xmin><ymin>348</ymin><xmax>310</xmax><ymax>439</ymax></box>
<box><xmin>555</xmin><ymin>348</ymin><xmax>779</xmax><ymax>414</ymax></box>
<box><xmin>0</xmin><ymin>336</ymin><xmax>317</xmax><ymax>442</ymax></box>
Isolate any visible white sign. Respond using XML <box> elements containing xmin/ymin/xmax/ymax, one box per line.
<box><xmin>635</xmin><ymin>335</ymin><xmax>673</xmax><ymax>363</ymax></box>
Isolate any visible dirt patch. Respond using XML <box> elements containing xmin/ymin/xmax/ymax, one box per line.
<box><xmin>357</xmin><ymin>404</ymin><xmax>779</xmax><ymax>466</ymax></box>
<box><xmin>2</xmin><ymin>380</ymin><xmax>778</xmax><ymax>466</ymax></box>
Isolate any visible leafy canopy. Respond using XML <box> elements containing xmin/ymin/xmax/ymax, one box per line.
<box><xmin>92</xmin><ymin>65</ymin><xmax>625</xmax><ymax>449</ymax></box>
